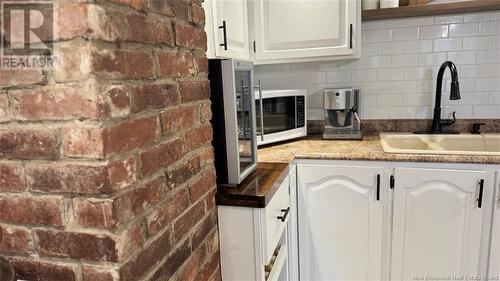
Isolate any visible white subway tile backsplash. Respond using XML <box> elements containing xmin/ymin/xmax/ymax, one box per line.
<box><xmin>419</xmin><ymin>25</ymin><xmax>449</xmax><ymax>39</ymax></box>
<box><xmin>391</xmin><ymin>54</ymin><xmax>419</xmax><ymax>67</ymax></box>
<box><xmin>418</xmin><ymin>52</ymin><xmax>448</xmax><ymax>66</ymax></box>
<box><xmin>434</xmin><ymin>15</ymin><xmax>464</xmax><ymax>24</ymax></box>
<box><xmin>377</xmin><ymin>68</ymin><xmax>405</xmax><ymax>81</ymax></box>
<box><xmin>392</xmin><ymin>27</ymin><xmax>419</xmax><ymax>41</ymax></box>
<box><xmin>255</xmin><ymin>11</ymin><xmax>500</xmax><ymax>120</ymax></box>
<box><xmin>463</xmin><ymin>36</ymin><xmax>493</xmax><ymax>50</ymax></box>
<box><xmin>391</xmin><ymin>81</ymin><xmax>418</xmax><ymax>94</ymax></box>
<box><xmin>461</xmin><ymin>64</ymin><xmax>491</xmax><ymax>78</ymax></box>
<box><xmin>449</xmin><ymin>23</ymin><xmax>479</xmax><ymax>37</ymax></box>
<box><xmin>465</xmin><ymin>12</ymin><xmax>495</xmax><ymax>22</ymax></box>
<box><xmin>363</xmin><ymin>29</ymin><xmax>391</xmax><ymax>43</ymax></box>
<box><xmin>378</xmin><ymin>41</ymin><xmax>406</xmax><ymax>55</ymax></box>
<box><xmin>377</xmin><ymin>94</ymin><xmax>403</xmax><ymax>106</ymax></box>
<box><xmin>433</xmin><ymin>38</ymin><xmax>463</xmax><ymax>52</ymax></box>
<box><xmin>447</xmin><ymin>51</ymin><xmax>476</xmax><ymax>64</ymax></box>
<box><xmin>405</xmin><ymin>40</ymin><xmax>433</xmax><ymax>53</ymax></box>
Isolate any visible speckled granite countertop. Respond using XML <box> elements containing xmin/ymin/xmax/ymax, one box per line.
<box><xmin>258</xmin><ymin>135</ymin><xmax>500</xmax><ymax>165</ymax></box>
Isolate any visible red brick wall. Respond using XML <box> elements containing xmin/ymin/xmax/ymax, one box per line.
<box><xmin>0</xmin><ymin>1</ymin><xmax>220</xmax><ymax>280</ymax></box>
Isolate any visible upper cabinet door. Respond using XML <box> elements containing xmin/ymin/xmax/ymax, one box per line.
<box><xmin>252</xmin><ymin>0</ymin><xmax>358</xmax><ymax>62</ymax></box>
<box><xmin>391</xmin><ymin>167</ymin><xmax>488</xmax><ymax>280</ymax></box>
<box><xmin>213</xmin><ymin>0</ymin><xmax>251</xmax><ymax>61</ymax></box>
<box><xmin>298</xmin><ymin>164</ymin><xmax>384</xmax><ymax>281</ymax></box>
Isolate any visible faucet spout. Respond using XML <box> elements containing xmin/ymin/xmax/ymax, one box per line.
<box><xmin>430</xmin><ymin>61</ymin><xmax>461</xmax><ymax>134</ymax></box>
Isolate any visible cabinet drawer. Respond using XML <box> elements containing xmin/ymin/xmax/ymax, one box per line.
<box><xmin>261</xmin><ymin>175</ymin><xmax>290</xmax><ymax>263</ymax></box>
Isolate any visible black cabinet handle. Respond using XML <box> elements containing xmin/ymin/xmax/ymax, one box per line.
<box><xmin>219</xmin><ymin>20</ymin><xmax>228</xmax><ymax>50</ymax></box>
<box><xmin>277</xmin><ymin>207</ymin><xmax>290</xmax><ymax>222</ymax></box>
<box><xmin>349</xmin><ymin>24</ymin><xmax>353</xmax><ymax>49</ymax></box>
<box><xmin>478</xmin><ymin>179</ymin><xmax>484</xmax><ymax>208</ymax></box>
<box><xmin>376</xmin><ymin>174</ymin><xmax>380</xmax><ymax>201</ymax></box>
<box><xmin>390</xmin><ymin>175</ymin><xmax>395</xmax><ymax>189</ymax></box>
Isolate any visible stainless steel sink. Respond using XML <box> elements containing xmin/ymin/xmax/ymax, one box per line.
<box><xmin>380</xmin><ymin>133</ymin><xmax>500</xmax><ymax>156</ymax></box>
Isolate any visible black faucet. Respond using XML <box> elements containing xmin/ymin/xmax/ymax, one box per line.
<box><xmin>416</xmin><ymin>61</ymin><xmax>461</xmax><ymax>134</ymax></box>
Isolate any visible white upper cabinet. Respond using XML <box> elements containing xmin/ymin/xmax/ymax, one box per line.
<box><xmin>250</xmin><ymin>0</ymin><xmax>360</xmax><ymax>64</ymax></box>
<box><xmin>391</xmin><ymin>167</ymin><xmax>488</xmax><ymax>280</ymax></box>
<box><xmin>204</xmin><ymin>0</ymin><xmax>251</xmax><ymax>61</ymax></box>
<box><xmin>298</xmin><ymin>164</ymin><xmax>384</xmax><ymax>281</ymax></box>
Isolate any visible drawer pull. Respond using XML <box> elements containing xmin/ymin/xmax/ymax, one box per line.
<box><xmin>277</xmin><ymin>207</ymin><xmax>290</xmax><ymax>222</ymax></box>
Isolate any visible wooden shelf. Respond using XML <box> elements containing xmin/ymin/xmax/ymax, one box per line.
<box><xmin>362</xmin><ymin>0</ymin><xmax>500</xmax><ymax>21</ymax></box>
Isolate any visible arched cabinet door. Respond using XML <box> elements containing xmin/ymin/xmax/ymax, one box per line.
<box><xmin>391</xmin><ymin>167</ymin><xmax>487</xmax><ymax>280</ymax></box>
<box><xmin>298</xmin><ymin>164</ymin><xmax>384</xmax><ymax>281</ymax></box>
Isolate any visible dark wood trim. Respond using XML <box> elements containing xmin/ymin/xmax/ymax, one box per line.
<box><xmin>362</xmin><ymin>0</ymin><xmax>500</xmax><ymax>21</ymax></box>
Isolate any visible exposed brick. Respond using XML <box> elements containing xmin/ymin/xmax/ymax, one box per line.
<box><xmin>157</xmin><ymin>51</ymin><xmax>196</xmax><ymax>77</ymax></box>
<box><xmin>11</xmin><ymin>85</ymin><xmax>103</xmax><ymax>120</ymax></box>
<box><xmin>0</xmin><ymin>92</ymin><xmax>10</xmax><ymax>122</ymax></box>
<box><xmin>102</xmin><ymin>85</ymin><xmax>131</xmax><ymax>118</ymax></box>
<box><xmin>166</xmin><ymin>156</ymin><xmax>201</xmax><ymax>188</ymax></box>
<box><xmin>147</xmin><ymin>189</ymin><xmax>189</xmax><ymax>235</ymax></box>
<box><xmin>175</xmin><ymin>22</ymin><xmax>207</xmax><ymax>50</ymax></box>
<box><xmin>0</xmin><ymin>224</ymin><xmax>29</xmax><ymax>254</ymax></box>
<box><xmin>9</xmin><ymin>258</ymin><xmax>77</xmax><ymax>281</ymax></box>
<box><xmin>139</xmin><ymin>138</ymin><xmax>183</xmax><ymax>177</ymax></box>
<box><xmin>200</xmin><ymin>100</ymin><xmax>212</xmax><ymax>122</ymax></box>
<box><xmin>160</xmin><ymin>105</ymin><xmax>199</xmax><ymax>135</ymax></box>
<box><xmin>104</xmin><ymin>116</ymin><xmax>160</xmax><ymax>154</ymax></box>
<box><xmin>107</xmin><ymin>157</ymin><xmax>137</xmax><ymax>190</ymax></box>
<box><xmin>196</xmin><ymin>251</ymin><xmax>221</xmax><ymax>281</ymax></box>
<box><xmin>0</xmin><ymin>163</ymin><xmax>24</xmax><ymax>192</ymax></box>
<box><xmin>72</xmin><ymin>198</ymin><xmax>116</xmax><ymax>229</ymax></box>
<box><xmin>180</xmin><ymin>80</ymin><xmax>210</xmax><ymax>102</ymax></box>
<box><xmin>92</xmin><ymin>49</ymin><xmax>154</xmax><ymax>79</ymax></box>
<box><xmin>189</xmin><ymin>167</ymin><xmax>216</xmax><ymax>202</ymax></box>
<box><xmin>150</xmin><ymin>239</ymin><xmax>191</xmax><ymax>281</ymax></box>
<box><xmin>0</xmin><ymin>130</ymin><xmax>58</xmax><ymax>160</ymax></box>
<box><xmin>205</xmin><ymin>188</ymin><xmax>217</xmax><ymax>211</ymax></box>
<box><xmin>148</xmin><ymin>0</ymin><xmax>174</xmax><ymax>16</ymax></box>
<box><xmin>87</xmin><ymin>5</ymin><xmax>125</xmax><ymax>42</ymax></box>
<box><xmin>131</xmin><ymin>83</ymin><xmax>179</xmax><ymax>113</ymax></box>
<box><xmin>116</xmin><ymin>223</ymin><xmax>144</xmax><ymax>261</ymax></box>
<box><xmin>59</xmin><ymin>4</ymin><xmax>90</xmax><ymax>39</ymax></box>
<box><xmin>168</xmin><ymin>0</ymin><xmax>189</xmax><ymax>21</ymax></box>
<box><xmin>110</xmin><ymin>0</ymin><xmax>149</xmax><ymax>11</ymax></box>
<box><xmin>83</xmin><ymin>266</ymin><xmax>116</xmax><ymax>281</ymax></box>
<box><xmin>192</xmin><ymin>4</ymin><xmax>205</xmax><ymax>26</ymax></box>
<box><xmin>62</xmin><ymin>127</ymin><xmax>105</xmax><ymax>158</ymax></box>
<box><xmin>54</xmin><ymin>42</ymin><xmax>91</xmax><ymax>82</ymax></box>
<box><xmin>174</xmin><ymin>244</ymin><xmax>205</xmax><ymax>281</ymax></box>
<box><xmin>26</xmin><ymin>163</ymin><xmax>112</xmax><ymax>194</ymax></box>
<box><xmin>114</xmin><ymin>176</ymin><xmax>165</xmax><ymax>223</ymax></box>
<box><xmin>185</xmin><ymin>124</ymin><xmax>213</xmax><ymax>150</ymax></box>
<box><xmin>192</xmin><ymin>212</ymin><xmax>217</xmax><ymax>250</ymax></box>
<box><xmin>200</xmin><ymin>146</ymin><xmax>215</xmax><ymax>165</ymax></box>
<box><xmin>119</xmin><ymin>229</ymin><xmax>172</xmax><ymax>281</ymax></box>
<box><xmin>126</xmin><ymin>13</ymin><xmax>174</xmax><ymax>45</ymax></box>
<box><xmin>0</xmin><ymin>69</ymin><xmax>44</xmax><ymax>87</ymax></box>
<box><xmin>196</xmin><ymin>55</ymin><xmax>209</xmax><ymax>75</ymax></box>
<box><xmin>0</xmin><ymin>195</ymin><xmax>63</xmax><ymax>226</ymax></box>
<box><xmin>173</xmin><ymin>200</ymin><xmax>205</xmax><ymax>243</ymax></box>
<box><xmin>34</xmin><ymin>229</ymin><xmax>118</xmax><ymax>262</ymax></box>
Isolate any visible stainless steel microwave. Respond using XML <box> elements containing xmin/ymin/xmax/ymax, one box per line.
<box><xmin>208</xmin><ymin>59</ymin><xmax>257</xmax><ymax>185</ymax></box>
<box><xmin>255</xmin><ymin>89</ymin><xmax>307</xmax><ymax>146</ymax></box>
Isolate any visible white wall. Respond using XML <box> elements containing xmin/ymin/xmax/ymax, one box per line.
<box><xmin>254</xmin><ymin>11</ymin><xmax>500</xmax><ymax>120</ymax></box>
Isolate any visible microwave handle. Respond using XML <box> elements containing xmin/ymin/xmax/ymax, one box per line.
<box><xmin>254</xmin><ymin>79</ymin><xmax>264</xmax><ymax>142</ymax></box>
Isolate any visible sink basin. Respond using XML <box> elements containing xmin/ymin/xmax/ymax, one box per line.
<box><xmin>380</xmin><ymin>133</ymin><xmax>500</xmax><ymax>156</ymax></box>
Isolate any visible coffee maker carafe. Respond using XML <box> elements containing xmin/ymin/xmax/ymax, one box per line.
<box><xmin>323</xmin><ymin>88</ymin><xmax>362</xmax><ymax>140</ymax></box>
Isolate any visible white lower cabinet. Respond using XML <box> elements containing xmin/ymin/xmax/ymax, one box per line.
<box><xmin>218</xmin><ymin>166</ymin><xmax>296</xmax><ymax>281</ymax></box>
<box><xmin>297</xmin><ymin>161</ymin><xmax>497</xmax><ymax>281</ymax></box>
<box><xmin>298</xmin><ymin>164</ymin><xmax>384</xmax><ymax>280</ymax></box>
<box><xmin>489</xmin><ymin>171</ymin><xmax>500</xmax><ymax>277</ymax></box>
<box><xmin>392</xmin><ymin>167</ymin><xmax>488</xmax><ymax>280</ymax></box>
